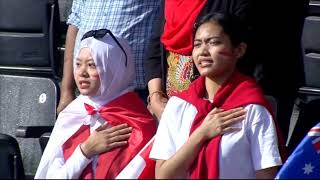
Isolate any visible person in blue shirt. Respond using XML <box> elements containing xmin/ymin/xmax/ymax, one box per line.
<box><xmin>57</xmin><ymin>0</ymin><xmax>160</xmax><ymax>113</ymax></box>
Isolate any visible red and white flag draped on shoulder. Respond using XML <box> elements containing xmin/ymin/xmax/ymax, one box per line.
<box><xmin>72</xmin><ymin>92</ymin><xmax>156</xmax><ymax>179</ymax></box>
<box><xmin>116</xmin><ymin>136</ymin><xmax>156</xmax><ymax>179</ymax></box>
<box><xmin>42</xmin><ymin>92</ymin><xmax>157</xmax><ymax>179</ymax></box>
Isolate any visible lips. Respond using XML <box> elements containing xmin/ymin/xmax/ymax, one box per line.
<box><xmin>79</xmin><ymin>80</ymin><xmax>90</xmax><ymax>88</ymax></box>
<box><xmin>198</xmin><ymin>57</ymin><xmax>214</xmax><ymax>68</ymax></box>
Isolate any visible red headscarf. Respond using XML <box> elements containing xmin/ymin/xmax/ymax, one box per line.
<box><xmin>63</xmin><ymin>92</ymin><xmax>156</xmax><ymax>179</ymax></box>
<box><xmin>161</xmin><ymin>0</ymin><xmax>207</xmax><ymax>55</ymax></box>
<box><xmin>175</xmin><ymin>72</ymin><xmax>286</xmax><ymax>178</ymax></box>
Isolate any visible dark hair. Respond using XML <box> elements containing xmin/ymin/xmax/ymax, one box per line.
<box><xmin>193</xmin><ymin>12</ymin><xmax>248</xmax><ymax>46</ymax></box>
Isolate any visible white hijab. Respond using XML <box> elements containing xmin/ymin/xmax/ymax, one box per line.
<box><xmin>35</xmin><ymin>34</ymin><xmax>135</xmax><ymax>178</ymax></box>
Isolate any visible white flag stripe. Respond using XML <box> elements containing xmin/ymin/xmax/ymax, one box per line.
<box><xmin>116</xmin><ymin>155</ymin><xmax>146</xmax><ymax>179</ymax></box>
<box><xmin>307</xmin><ymin>131</ymin><xmax>320</xmax><ymax>136</ymax></box>
<box><xmin>116</xmin><ymin>136</ymin><xmax>155</xmax><ymax>179</ymax></box>
<box><xmin>135</xmin><ymin>136</ymin><xmax>155</xmax><ymax>156</ymax></box>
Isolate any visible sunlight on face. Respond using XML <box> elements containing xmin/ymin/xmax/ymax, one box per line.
<box><xmin>192</xmin><ymin>21</ymin><xmax>239</xmax><ymax>81</ymax></box>
<box><xmin>74</xmin><ymin>48</ymin><xmax>100</xmax><ymax>96</ymax></box>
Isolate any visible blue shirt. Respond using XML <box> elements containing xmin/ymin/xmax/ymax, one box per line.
<box><xmin>67</xmin><ymin>0</ymin><xmax>160</xmax><ymax>89</ymax></box>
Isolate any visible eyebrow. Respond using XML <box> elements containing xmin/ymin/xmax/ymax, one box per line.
<box><xmin>194</xmin><ymin>36</ymin><xmax>220</xmax><ymax>42</ymax></box>
<box><xmin>76</xmin><ymin>58</ymin><xmax>94</xmax><ymax>62</ymax></box>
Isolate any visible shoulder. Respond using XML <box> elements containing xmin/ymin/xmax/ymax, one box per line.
<box><xmin>243</xmin><ymin>104</ymin><xmax>274</xmax><ymax>126</ymax></box>
<box><xmin>244</xmin><ymin>104</ymin><xmax>271</xmax><ymax>116</ymax></box>
<box><xmin>164</xmin><ymin>96</ymin><xmax>197</xmax><ymax>114</ymax></box>
<box><xmin>55</xmin><ymin>97</ymin><xmax>87</xmax><ymax>126</ymax></box>
<box><xmin>160</xmin><ymin>96</ymin><xmax>198</xmax><ymax>130</ymax></box>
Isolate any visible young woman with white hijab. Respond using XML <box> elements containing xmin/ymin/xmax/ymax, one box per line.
<box><xmin>35</xmin><ymin>30</ymin><xmax>157</xmax><ymax>179</ymax></box>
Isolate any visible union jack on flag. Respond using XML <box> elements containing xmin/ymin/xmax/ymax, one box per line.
<box><xmin>276</xmin><ymin>122</ymin><xmax>320</xmax><ymax>179</ymax></box>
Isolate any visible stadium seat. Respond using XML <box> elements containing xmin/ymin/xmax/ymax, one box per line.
<box><xmin>0</xmin><ymin>74</ymin><xmax>59</xmax><ymax>178</ymax></box>
<box><xmin>287</xmin><ymin>1</ymin><xmax>320</xmax><ymax>154</ymax></box>
<box><xmin>0</xmin><ymin>0</ymin><xmax>62</xmax><ymax>79</ymax></box>
<box><xmin>0</xmin><ymin>133</ymin><xmax>25</xmax><ymax>179</ymax></box>
<box><xmin>0</xmin><ymin>0</ymin><xmax>62</xmax><ymax>178</ymax></box>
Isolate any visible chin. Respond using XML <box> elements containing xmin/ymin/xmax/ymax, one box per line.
<box><xmin>79</xmin><ymin>90</ymin><xmax>91</xmax><ymax>96</ymax></box>
<box><xmin>199</xmin><ymin>70</ymin><xmax>215</xmax><ymax>77</ymax></box>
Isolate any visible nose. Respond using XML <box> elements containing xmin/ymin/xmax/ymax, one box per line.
<box><xmin>78</xmin><ymin>65</ymin><xmax>89</xmax><ymax>77</ymax></box>
<box><xmin>199</xmin><ymin>43</ymin><xmax>210</xmax><ymax>56</ymax></box>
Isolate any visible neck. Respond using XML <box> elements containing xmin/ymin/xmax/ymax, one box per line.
<box><xmin>205</xmin><ymin>70</ymin><xmax>235</xmax><ymax>100</ymax></box>
<box><xmin>205</xmin><ymin>77</ymin><xmax>221</xmax><ymax>101</ymax></box>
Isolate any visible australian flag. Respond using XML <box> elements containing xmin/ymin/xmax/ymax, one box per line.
<box><xmin>276</xmin><ymin>122</ymin><xmax>320</xmax><ymax>179</ymax></box>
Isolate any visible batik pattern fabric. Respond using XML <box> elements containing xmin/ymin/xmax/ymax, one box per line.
<box><xmin>166</xmin><ymin>51</ymin><xmax>195</xmax><ymax>97</ymax></box>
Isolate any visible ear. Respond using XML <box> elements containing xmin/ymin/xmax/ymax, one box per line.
<box><xmin>234</xmin><ymin>42</ymin><xmax>247</xmax><ymax>60</ymax></box>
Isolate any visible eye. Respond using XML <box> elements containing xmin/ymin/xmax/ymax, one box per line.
<box><xmin>193</xmin><ymin>42</ymin><xmax>201</xmax><ymax>48</ymax></box>
<box><xmin>88</xmin><ymin>63</ymin><xmax>96</xmax><ymax>68</ymax></box>
<box><xmin>209</xmin><ymin>40</ymin><xmax>221</xmax><ymax>46</ymax></box>
<box><xmin>75</xmin><ymin>62</ymin><xmax>81</xmax><ymax>67</ymax></box>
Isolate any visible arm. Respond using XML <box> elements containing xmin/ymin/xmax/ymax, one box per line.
<box><xmin>145</xmin><ymin>0</ymin><xmax>167</xmax><ymax>120</ymax></box>
<box><xmin>46</xmin><ymin>145</ymin><xmax>92</xmax><ymax>179</ymax></box>
<box><xmin>57</xmin><ymin>24</ymin><xmax>78</xmax><ymax>114</ymax></box>
<box><xmin>57</xmin><ymin>0</ymin><xmax>82</xmax><ymax>114</ymax></box>
<box><xmin>156</xmin><ymin>130</ymin><xmax>206</xmax><ymax>178</ymax></box>
<box><xmin>147</xmin><ymin>79</ymin><xmax>168</xmax><ymax>121</ymax></box>
<box><xmin>46</xmin><ymin>124</ymin><xmax>132</xmax><ymax>179</ymax></box>
<box><xmin>248</xmin><ymin>105</ymin><xmax>282</xmax><ymax>179</ymax></box>
<box><xmin>155</xmin><ymin>107</ymin><xmax>246</xmax><ymax>178</ymax></box>
<box><xmin>255</xmin><ymin>167</ymin><xmax>278</xmax><ymax>179</ymax></box>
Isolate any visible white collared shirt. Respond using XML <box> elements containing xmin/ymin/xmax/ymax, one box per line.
<box><xmin>150</xmin><ymin>96</ymin><xmax>282</xmax><ymax>179</ymax></box>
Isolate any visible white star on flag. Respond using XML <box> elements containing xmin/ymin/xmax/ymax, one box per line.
<box><xmin>302</xmin><ymin>163</ymin><xmax>314</xmax><ymax>175</ymax></box>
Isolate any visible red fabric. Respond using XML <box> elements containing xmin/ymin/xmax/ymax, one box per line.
<box><xmin>138</xmin><ymin>140</ymin><xmax>156</xmax><ymax>179</ymax></box>
<box><xmin>175</xmin><ymin>71</ymin><xmax>286</xmax><ymax>178</ymax></box>
<box><xmin>63</xmin><ymin>92</ymin><xmax>156</xmax><ymax>179</ymax></box>
<box><xmin>161</xmin><ymin>0</ymin><xmax>207</xmax><ymax>55</ymax></box>
<box><xmin>63</xmin><ymin>125</ymin><xmax>93</xmax><ymax>179</ymax></box>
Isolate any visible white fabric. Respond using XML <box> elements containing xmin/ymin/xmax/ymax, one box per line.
<box><xmin>116</xmin><ymin>136</ymin><xmax>155</xmax><ymax>179</ymax></box>
<box><xmin>35</xmin><ymin>36</ymin><xmax>135</xmax><ymax>179</ymax></box>
<box><xmin>77</xmin><ymin>34</ymin><xmax>135</xmax><ymax>107</ymax></box>
<box><xmin>150</xmin><ymin>96</ymin><xmax>283</xmax><ymax>179</ymax></box>
<box><xmin>46</xmin><ymin>145</ymin><xmax>91</xmax><ymax>179</ymax></box>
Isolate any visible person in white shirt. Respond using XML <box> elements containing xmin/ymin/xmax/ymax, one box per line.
<box><xmin>35</xmin><ymin>29</ymin><xmax>156</xmax><ymax>179</ymax></box>
<box><xmin>150</xmin><ymin>12</ymin><xmax>283</xmax><ymax>179</ymax></box>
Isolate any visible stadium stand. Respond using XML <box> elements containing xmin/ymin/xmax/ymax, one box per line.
<box><xmin>286</xmin><ymin>0</ymin><xmax>320</xmax><ymax>154</ymax></box>
<box><xmin>0</xmin><ymin>0</ymin><xmax>61</xmax><ymax>178</ymax></box>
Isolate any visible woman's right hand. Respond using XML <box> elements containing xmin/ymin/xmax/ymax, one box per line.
<box><xmin>195</xmin><ymin>107</ymin><xmax>246</xmax><ymax>141</ymax></box>
<box><xmin>80</xmin><ymin>123</ymin><xmax>132</xmax><ymax>159</ymax></box>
